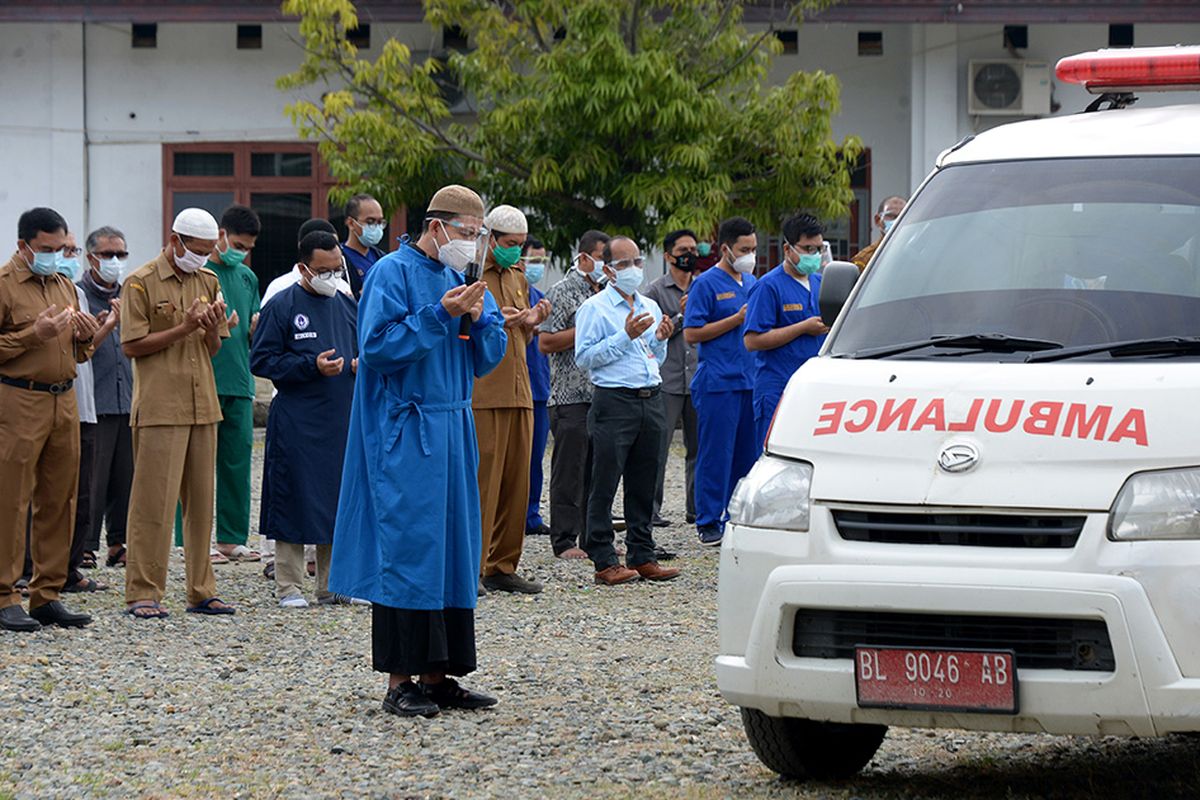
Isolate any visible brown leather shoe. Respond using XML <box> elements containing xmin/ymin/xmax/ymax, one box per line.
<box><xmin>633</xmin><ymin>561</ymin><xmax>681</xmax><ymax>581</ymax></box>
<box><xmin>594</xmin><ymin>565</ymin><xmax>639</xmax><ymax>585</ymax></box>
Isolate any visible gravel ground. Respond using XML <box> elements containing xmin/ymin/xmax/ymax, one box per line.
<box><xmin>3</xmin><ymin>431</ymin><xmax>1200</xmax><ymax>799</ymax></box>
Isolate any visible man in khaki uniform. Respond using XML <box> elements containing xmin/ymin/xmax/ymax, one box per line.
<box><xmin>121</xmin><ymin>208</ymin><xmax>232</xmax><ymax>619</ymax></box>
<box><xmin>0</xmin><ymin>207</ymin><xmax>97</xmax><ymax>632</ymax></box>
<box><xmin>474</xmin><ymin>205</ymin><xmax>550</xmax><ymax>594</ymax></box>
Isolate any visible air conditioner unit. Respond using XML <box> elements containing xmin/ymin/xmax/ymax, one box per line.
<box><xmin>968</xmin><ymin>60</ymin><xmax>1051</xmax><ymax>116</ymax></box>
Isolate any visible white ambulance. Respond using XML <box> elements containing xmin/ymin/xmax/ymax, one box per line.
<box><xmin>717</xmin><ymin>46</ymin><xmax>1200</xmax><ymax>780</ymax></box>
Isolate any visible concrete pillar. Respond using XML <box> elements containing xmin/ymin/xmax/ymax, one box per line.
<box><xmin>909</xmin><ymin>25</ymin><xmax>959</xmax><ymax>190</ymax></box>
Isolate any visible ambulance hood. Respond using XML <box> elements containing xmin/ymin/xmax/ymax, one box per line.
<box><xmin>768</xmin><ymin>358</ymin><xmax>1200</xmax><ymax>511</ymax></box>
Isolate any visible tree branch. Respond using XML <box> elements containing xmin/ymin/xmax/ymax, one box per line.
<box><xmin>628</xmin><ymin>0</ymin><xmax>642</xmax><ymax>55</ymax></box>
<box><xmin>698</xmin><ymin>24</ymin><xmax>775</xmax><ymax>92</ymax></box>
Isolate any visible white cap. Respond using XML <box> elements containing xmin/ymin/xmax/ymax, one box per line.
<box><xmin>171</xmin><ymin>208</ymin><xmax>219</xmax><ymax>240</ymax></box>
<box><xmin>484</xmin><ymin>204</ymin><xmax>528</xmax><ymax>235</ymax></box>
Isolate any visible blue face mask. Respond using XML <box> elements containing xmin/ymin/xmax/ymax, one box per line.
<box><xmin>56</xmin><ymin>254</ymin><xmax>80</xmax><ymax>280</ymax></box>
<box><xmin>357</xmin><ymin>222</ymin><xmax>384</xmax><ymax>247</ymax></box>
<box><xmin>524</xmin><ymin>263</ymin><xmax>545</xmax><ymax>285</ymax></box>
<box><xmin>882</xmin><ymin>218</ymin><xmax>896</xmax><ymax>234</ymax></box>
<box><xmin>613</xmin><ymin>266</ymin><xmax>644</xmax><ymax>295</ymax></box>
<box><xmin>28</xmin><ymin>249</ymin><xmax>60</xmax><ymax>276</ymax></box>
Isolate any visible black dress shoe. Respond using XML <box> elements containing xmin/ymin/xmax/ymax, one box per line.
<box><xmin>0</xmin><ymin>605</ymin><xmax>41</xmax><ymax>632</ymax></box>
<box><xmin>482</xmin><ymin>572</ymin><xmax>543</xmax><ymax>594</ymax></box>
<box><xmin>655</xmin><ymin>546</ymin><xmax>677</xmax><ymax>561</ymax></box>
<box><xmin>382</xmin><ymin>682</ymin><xmax>440</xmax><ymax>718</ymax></box>
<box><xmin>651</xmin><ymin>515</ymin><xmax>672</xmax><ymax>528</ymax></box>
<box><xmin>29</xmin><ymin>600</ymin><xmax>91</xmax><ymax>628</ymax></box>
<box><xmin>686</xmin><ymin>513</ymin><xmax>696</xmax><ymax>525</ymax></box>
<box><xmin>525</xmin><ymin>523</ymin><xmax>551</xmax><ymax>537</ymax></box>
<box><xmin>420</xmin><ymin>678</ymin><xmax>498</xmax><ymax>710</ymax></box>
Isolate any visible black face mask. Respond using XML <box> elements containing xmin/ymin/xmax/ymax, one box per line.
<box><xmin>672</xmin><ymin>252</ymin><xmax>698</xmax><ymax>273</ymax></box>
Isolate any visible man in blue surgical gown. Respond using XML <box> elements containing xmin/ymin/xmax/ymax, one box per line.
<box><xmin>329</xmin><ymin>185</ymin><xmax>507</xmax><ymax>718</ymax></box>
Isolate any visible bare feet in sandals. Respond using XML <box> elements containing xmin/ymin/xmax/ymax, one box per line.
<box><xmin>556</xmin><ymin>547</ymin><xmax>588</xmax><ymax>560</ymax></box>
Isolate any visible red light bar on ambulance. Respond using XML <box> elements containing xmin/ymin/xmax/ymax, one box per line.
<box><xmin>1056</xmin><ymin>45</ymin><xmax>1200</xmax><ymax>93</ymax></box>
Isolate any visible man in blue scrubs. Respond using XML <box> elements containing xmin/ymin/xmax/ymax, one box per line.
<box><xmin>521</xmin><ymin>237</ymin><xmax>552</xmax><ymax>537</ymax></box>
<box><xmin>329</xmin><ymin>185</ymin><xmax>508</xmax><ymax>718</ymax></box>
<box><xmin>683</xmin><ymin>216</ymin><xmax>759</xmax><ymax>548</ymax></box>
<box><xmin>744</xmin><ymin>213</ymin><xmax>830</xmax><ymax>445</ymax></box>
<box><xmin>341</xmin><ymin>193</ymin><xmax>388</xmax><ymax>298</ymax></box>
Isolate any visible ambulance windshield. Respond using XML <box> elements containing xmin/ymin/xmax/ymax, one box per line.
<box><xmin>829</xmin><ymin>156</ymin><xmax>1200</xmax><ymax>361</ymax></box>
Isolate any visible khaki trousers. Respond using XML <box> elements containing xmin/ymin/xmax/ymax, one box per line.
<box><xmin>275</xmin><ymin>542</ymin><xmax>331</xmax><ymax>600</ymax></box>
<box><xmin>0</xmin><ymin>384</ymin><xmax>78</xmax><ymax>610</ymax></box>
<box><xmin>125</xmin><ymin>424</ymin><xmax>218</xmax><ymax>605</ymax></box>
<box><xmin>476</xmin><ymin>407</ymin><xmax>533</xmax><ymax>576</ymax></box>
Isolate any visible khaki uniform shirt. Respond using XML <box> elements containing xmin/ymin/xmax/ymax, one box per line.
<box><xmin>851</xmin><ymin>239</ymin><xmax>880</xmax><ymax>272</ymax></box>
<box><xmin>473</xmin><ymin>263</ymin><xmax>532</xmax><ymax>410</ymax></box>
<box><xmin>120</xmin><ymin>251</ymin><xmax>230</xmax><ymax>427</ymax></box>
<box><xmin>0</xmin><ymin>252</ymin><xmax>92</xmax><ymax>383</ymax></box>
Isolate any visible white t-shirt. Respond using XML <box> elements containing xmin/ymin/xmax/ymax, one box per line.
<box><xmin>73</xmin><ymin>285</ymin><xmax>96</xmax><ymax>424</ymax></box>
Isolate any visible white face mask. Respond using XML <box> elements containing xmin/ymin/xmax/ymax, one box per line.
<box><xmin>435</xmin><ymin>222</ymin><xmax>476</xmax><ymax>272</ymax></box>
<box><xmin>306</xmin><ymin>268</ymin><xmax>340</xmax><ymax>297</ymax></box>
<box><xmin>730</xmin><ymin>252</ymin><xmax>756</xmax><ymax>274</ymax></box>
<box><xmin>97</xmin><ymin>256</ymin><xmax>125</xmax><ymax>285</ymax></box>
<box><xmin>173</xmin><ymin>238</ymin><xmax>208</xmax><ymax>273</ymax></box>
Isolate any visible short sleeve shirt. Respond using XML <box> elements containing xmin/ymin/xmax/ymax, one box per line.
<box><xmin>683</xmin><ymin>266</ymin><xmax>756</xmax><ymax>394</ymax></box>
<box><xmin>208</xmin><ymin>259</ymin><xmax>261</xmax><ymax>399</ymax></box>
<box><xmin>542</xmin><ymin>269</ymin><xmax>600</xmax><ymax>407</ymax></box>
<box><xmin>744</xmin><ymin>264</ymin><xmax>825</xmax><ymax>406</ymax></box>
<box><xmin>120</xmin><ymin>251</ymin><xmax>230</xmax><ymax>427</ymax></box>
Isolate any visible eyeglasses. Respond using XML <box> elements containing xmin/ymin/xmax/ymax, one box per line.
<box><xmin>356</xmin><ymin>217</ymin><xmax>386</xmax><ymax>226</ymax></box>
<box><xmin>610</xmin><ymin>257</ymin><xmax>645</xmax><ymax>270</ymax></box>
<box><xmin>789</xmin><ymin>243</ymin><xmax>822</xmax><ymax>255</ymax></box>
<box><xmin>522</xmin><ymin>256</ymin><xmax>550</xmax><ymax>266</ymax></box>
<box><xmin>62</xmin><ymin>246</ymin><xmax>82</xmax><ymax>258</ymax></box>
<box><xmin>429</xmin><ymin>218</ymin><xmax>486</xmax><ymax>240</ymax></box>
<box><xmin>92</xmin><ymin>250</ymin><xmax>130</xmax><ymax>259</ymax></box>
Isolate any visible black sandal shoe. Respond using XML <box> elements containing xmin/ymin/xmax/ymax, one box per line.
<box><xmin>105</xmin><ymin>545</ymin><xmax>127</xmax><ymax>568</ymax></box>
<box><xmin>80</xmin><ymin>551</ymin><xmax>98</xmax><ymax>569</ymax></box>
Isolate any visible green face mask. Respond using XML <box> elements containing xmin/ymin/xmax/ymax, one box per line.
<box><xmin>219</xmin><ymin>240</ymin><xmax>249</xmax><ymax>268</ymax></box>
<box><xmin>492</xmin><ymin>243</ymin><xmax>522</xmax><ymax>269</ymax></box>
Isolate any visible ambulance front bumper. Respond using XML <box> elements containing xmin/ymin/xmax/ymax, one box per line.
<box><xmin>715</xmin><ymin>558</ymin><xmax>1200</xmax><ymax>736</ymax></box>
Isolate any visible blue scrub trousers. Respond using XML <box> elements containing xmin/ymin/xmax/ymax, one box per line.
<box><xmin>694</xmin><ymin>389</ymin><xmax>759</xmax><ymax>531</ymax></box>
<box><xmin>526</xmin><ymin>400</ymin><xmax>550</xmax><ymax>530</ymax></box>
<box><xmin>754</xmin><ymin>390</ymin><xmax>783</xmax><ymax>449</ymax></box>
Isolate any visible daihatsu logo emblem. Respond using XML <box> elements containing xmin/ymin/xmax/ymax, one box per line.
<box><xmin>938</xmin><ymin>443</ymin><xmax>980</xmax><ymax>473</ymax></box>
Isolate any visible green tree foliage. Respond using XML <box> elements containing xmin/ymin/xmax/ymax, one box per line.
<box><xmin>280</xmin><ymin>0</ymin><xmax>861</xmax><ymax>256</ymax></box>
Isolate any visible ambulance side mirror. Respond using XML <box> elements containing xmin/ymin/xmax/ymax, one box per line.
<box><xmin>819</xmin><ymin>261</ymin><xmax>861</xmax><ymax>327</ymax></box>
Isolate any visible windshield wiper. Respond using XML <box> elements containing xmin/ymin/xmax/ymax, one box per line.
<box><xmin>844</xmin><ymin>333</ymin><xmax>1064</xmax><ymax>360</ymax></box>
<box><xmin>1025</xmin><ymin>335</ymin><xmax>1200</xmax><ymax>363</ymax></box>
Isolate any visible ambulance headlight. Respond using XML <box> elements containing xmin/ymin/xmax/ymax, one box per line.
<box><xmin>727</xmin><ymin>455</ymin><xmax>812</xmax><ymax>532</ymax></box>
<box><xmin>1109</xmin><ymin>467</ymin><xmax>1200</xmax><ymax>541</ymax></box>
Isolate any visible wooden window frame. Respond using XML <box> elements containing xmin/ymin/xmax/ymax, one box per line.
<box><xmin>162</xmin><ymin>141</ymin><xmax>405</xmax><ymax>242</ymax></box>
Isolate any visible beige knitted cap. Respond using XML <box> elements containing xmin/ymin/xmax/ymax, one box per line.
<box><xmin>427</xmin><ymin>184</ymin><xmax>485</xmax><ymax>218</ymax></box>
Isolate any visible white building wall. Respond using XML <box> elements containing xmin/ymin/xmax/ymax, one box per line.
<box><xmin>3</xmin><ymin>18</ymin><xmax>1200</xmax><ymax>267</ymax></box>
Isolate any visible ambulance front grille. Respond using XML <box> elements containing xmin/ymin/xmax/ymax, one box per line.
<box><xmin>793</xmin><ymin>609</ymin><xmax>1115</xmax><ymax>671</ymax></box>
<box><xmin>832</xmin><ymin>510</ymin><xmax>1084</xmax><ymax>548</ymax></box>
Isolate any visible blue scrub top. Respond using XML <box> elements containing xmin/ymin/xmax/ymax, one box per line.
<box><xmin>341</xmin><ymin>242</ymin><xmax>385</xmax><ymax>298</ymax></box>
<box><xmin>526</xmin><ymin>285</ymin><xmax>550</xmax><ymax>402</ymax></box>
<box><xmin>684</xmin><ymin>266</ymin><xmax>756</xmax><ymax>393</ymax></box>
<box><xmin>744</xmin><ymin>263</ymin><xmax>825</xmax><ymax>411</ymax></box>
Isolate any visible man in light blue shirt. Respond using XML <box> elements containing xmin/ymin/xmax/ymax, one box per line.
<box><xmin>575</xmin><ymin>236</ymin><xmax>681</xmax><ymax>587</ymax></box>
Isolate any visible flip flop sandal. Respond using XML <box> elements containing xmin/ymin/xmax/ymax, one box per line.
<box><xmin>15</xmin><ymin>579</ymin><xmax>30</xmax><ymax>598</ymax></box>
<box><xmin>209</xmin><ymin>549</ymin><xmax>231</xmax><ymax>565</ymax></box>
<box><xmin>127</xmin><ymin>601</ymin><xmax>168</xmax><ymax>619</ymax></box>
<box><xmin>106</xmin><ymin>545</ymin><xmax>127</xmax><ymax>568</ymax></box>
<box><xmin>262</xmin><ymin>561</ymin><xmax>275</xmax><ymax>580</ymax></box>
<box><xmin>64</xmin><ymin>577</ymin><xmax>109</xmax><ymax>593</ymax></box>
<box><xmin>220</xmin><ymin>545</ymin><xmax>261</xmax><ymax>563</ymax></box>
<box><xmin>186</xmin><ymin>597</ymin><xmax>236</xmax><ymax>616</ymax></box>
<box><xmin>80</xmin><ymin>551</ymin><xmax>98</xmax><ymax>569</ymax></box>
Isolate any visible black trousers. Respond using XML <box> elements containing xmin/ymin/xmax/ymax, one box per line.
<box><xmin>548</xmin><ymin>402</ymin><xmax>592</xmax><ymax>555</ymax></box>
<box><xmin>653</xmin><ymin>391</ymin><xmax>697</xmax><ymax>520</ymax></box>
<box><xmin>584</xmin><ymin>387</ymin><xmax>666</xmax><ymax>571</ymax></box>
<box><xmin>89</xmin><ymin>413</ymin><xmax>132</xmax><ymax>549</ymax></box>
<box><xmin>372</xmin><ymin>605</ymin><xmax>476</xmax><ymax>678</ymax></box>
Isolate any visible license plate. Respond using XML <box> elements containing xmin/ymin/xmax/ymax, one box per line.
<box><xmin>854</xmin><ymin>646</ymin><xmax>1018</xmax><ymax>714</ymax></box>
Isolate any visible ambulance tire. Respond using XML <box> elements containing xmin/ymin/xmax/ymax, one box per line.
<box><xmin>739</xmin><ymin>708</ymin><xmax>886</xmax><ymax>780</ymax></box>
